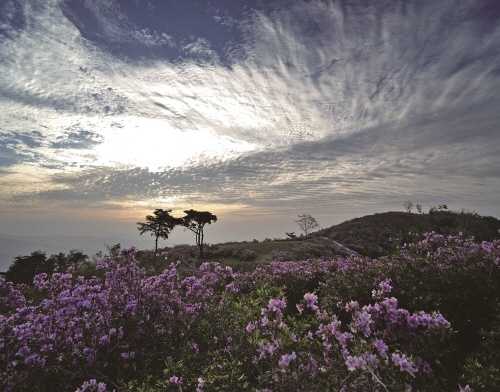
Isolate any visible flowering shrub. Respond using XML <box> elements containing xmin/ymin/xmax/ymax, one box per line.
<box><xmin>241</xmin><ymin>287</ymin><xmax>449</xmax><ymax>391</ymax></box>
<box><xmin>1</xmin><ymin>234</ymin><xmax>499</xmax><ymax>391</ymax></box>
<box><xmin>320</xmin><ymin>233</ymin><xmax>500</xmax><ymax>390</ymax></box>
<box><xmin>0</xmin><ymin>251</ymin><xmax>236</xmax><ymax>391</ymax></box>
<box><xmin>0</xmin><ymin>280</ymin><xmax>26</xmax><ymax>314</ymax></box>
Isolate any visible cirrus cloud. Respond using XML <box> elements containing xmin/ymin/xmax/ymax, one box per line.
<box><xmin>1</xmin><ymin>0</ymin><xmax>500</xmax><ymax>251</ymax></box>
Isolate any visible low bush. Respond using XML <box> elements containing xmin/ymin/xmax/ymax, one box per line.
<box><xmin>234</xmin><ymin>248</ymin><xmax>257</xmax><ymax>262</ymax></box>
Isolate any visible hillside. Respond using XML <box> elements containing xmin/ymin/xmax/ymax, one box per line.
<box><xmin>148</xmin><ymin>235</ymin><xmax>359</xmax><ymax>271</ymax></box>
<box><xmin>140</xmin><ymin>210</ymin><xmax>500</xmax><ymax>270</ymax></box>
<box><xmin>313</xmin><ymin>210</ymin><xmax>500</xmax><ymax>257</ymax></box>
<box><xmin>5</xmin><ymin>210</ymin><xmax>499</xmax><ymax>276</ymax></box>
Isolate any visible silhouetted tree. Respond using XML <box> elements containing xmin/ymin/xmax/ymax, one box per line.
<box><xmin>403</xmin><ymin>200</ymin><xmax>414</xmax><ymax>213</ymax></box>
<box><xmin>6</xmin><ymin>251</ymin><xmax>49</xmax><ymax>285</ymax></box>
<box><xmin>137</xmin><ymin>209</ymin><xmax>181</xmax><ymax>255</ymax></box>
<box><xmin>295</xmin><ymin>214</ymin><xmax>319</xmax><ymax>237</ymax></box>
<box><xmin>416</xmin><ymin>203</ymin><xmax>423</xmax><ymax>214</ymax></box>
<box><xmin>182</xmin><ymin>209</ymin><xmax>217</xmax><ymax>261</ymax></box>
<box><xmin>46</xmin><ymin>252</ymin><xmax>66</xmax><ymax>273</ymax></box>
<box><xmin>106</xmin><ymin>243</ymin><xmax>122</xmax><ymax>258</ymax></box>
<box><xmin>5</xmin><ymin>250</ymin><xmax>90</xmax><ymax>284</ymax></box>
<box><xmin>47</xmin><ymin>250</ymin><xmax>88</xmax><ymax>272</ymax></box>
<box><xmin>429</xmin><ymin>204</ymin><xmax>449</xmax><ymax>214</ymax></box>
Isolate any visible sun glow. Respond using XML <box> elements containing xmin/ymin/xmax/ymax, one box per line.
<box><xmin>92</xmin><ymin>117</ymin><xmax>259</xmax><ymax>171</ymax></box>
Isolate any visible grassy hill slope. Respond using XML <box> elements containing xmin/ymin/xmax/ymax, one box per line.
<box><xmin>140</xmin><ymin>210</ymin><xmax>500</xmax><ymax>270</ymax></box>
<box><xmin>313</xmin><ymin>210</ymin><xmax>500</xmax><ymax>257</ymax></box>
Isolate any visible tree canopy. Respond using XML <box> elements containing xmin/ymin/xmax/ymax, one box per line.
<box><xmin>137</xmin><ymin>209</ymin><xmax>182</xmax><ymax>255</ymax></box>
<box><xmin>295</xmin><ymin>214</ymin><xmax>319</xmax><ymax>237</ymax></box>
<box><xmin>182</xmin><ymin>209</ymin><xmax>218</xmax><ymax>261</ymax></box>
<box><xmin>5</xmin><ymin>250</ymin><xmax>89</xmax><ymax>285</ymax></box>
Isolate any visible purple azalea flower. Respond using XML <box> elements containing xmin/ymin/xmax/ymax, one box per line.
<box><xmin>278</xmin><ymin>352</ymin><xmax>297</xmax><ymax>368</ymax></box>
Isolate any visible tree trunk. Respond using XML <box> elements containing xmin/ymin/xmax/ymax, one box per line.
<box><xmin>200</xmin><ymin>230</ymin><xmax>204</xmax><ymax>261</ymax></box>
<box><xmin>199</xmin><ymin>243</ymin><xmax>204</xmax><ymax>261</ymax></box>
<box><xmin>154</xmin><ymin>235</ymin><xmax>159</xmax><ymax>256</ymax></box>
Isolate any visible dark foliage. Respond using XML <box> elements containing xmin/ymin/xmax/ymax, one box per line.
<box><xmin>137</xmin><ymin>209</ymin><xmax>182</xmax><ymax>255</ymax></box>
<box><xmin>5</xmin><ymin>250</ymin><xmax>88</xmax><ymax>285</ymax></box>
<box><xmin>182</xmin><ymin>209</ymin><xmax>218</xmax><ymax>262</ymax></box>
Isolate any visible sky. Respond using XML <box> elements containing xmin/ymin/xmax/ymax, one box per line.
<box><xmin>1</xmin><ymin>0</ymin><xmax>500</xmax><ymax>269</ymax></box>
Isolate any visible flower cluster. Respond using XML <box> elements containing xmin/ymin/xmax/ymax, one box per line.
<box><xmin>403</xmin><ymin>232</ymin><xmax>500</xmax><ymax>268</ymax></box>
<box><xmin>242</xmin><ymin>283</ymin><xmax>450</xmax><ymax>390</ymax></box>
<box><xmin>74</xmin><ymin>379</ymin><xmax>108</xmax><ymax>392</ymax></box>
<box><xmin>0</xmin><ymin>279</ymin><xmax>26</xmax><ymax>314</ymax></box>
<box><xmin>0</xmin><ymin>252</ymin><xmax>234</xmax><ymax>391</ymax></box>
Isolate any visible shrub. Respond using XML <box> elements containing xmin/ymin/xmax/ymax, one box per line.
<box><xmin>319</xmin><ymin>233</ymin><xmax>500</xmax><ymax>389</ymax></box>
<box><xmin>234</xmin><ymin>248</ymin><xmax>257</xmax><ymax>262</ymax></box>
<box><xmin>270</xmin><ymin>250</ymin><xmax>294</xmax><ymax>262</ymax></box>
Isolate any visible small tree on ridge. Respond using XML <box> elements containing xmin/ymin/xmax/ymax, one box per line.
<box><xmin>137</xmin><ymin>209</ymin><xmax>181</xmax><ymax>255</ymax></box>
<box><xmin>182</xmin><ymin>209</ymin><xmax>217</xmax><ymax>262</ymax></box>
<box><xmin>295</xmin><ymin>214</ymin><xmax>319</xmax><ymax>237</ymax></box>
<box><xmin>403</xmin><ymin>200</ymin><xmax>414</xmax><ymax>213</ymax></box>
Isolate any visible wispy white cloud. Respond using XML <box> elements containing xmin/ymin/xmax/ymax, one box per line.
<box><xmin>1</xmin><ymin>0</ymin><xmax>500</xmax><ymax>223</ymax></box>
